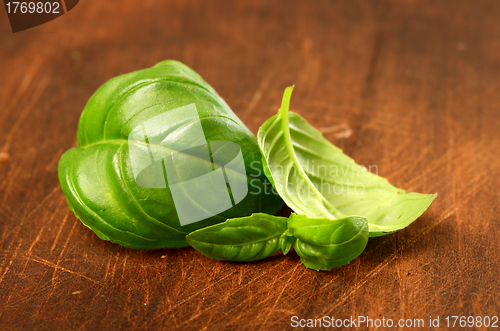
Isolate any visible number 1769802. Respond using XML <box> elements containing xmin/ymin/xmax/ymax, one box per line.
<box><xmin>5</xmin><ymin>2</ymin><xmax>60</xmax><ymax>14</ymax></box>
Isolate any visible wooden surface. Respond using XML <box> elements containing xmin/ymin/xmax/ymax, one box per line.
<box><xmin>1</xmin><ymin>1</ymin><xmax>499</xmax><ymax>330</ymax></box>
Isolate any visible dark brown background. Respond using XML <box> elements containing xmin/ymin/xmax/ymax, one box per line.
<box><xmin>1</xmin><ymin>1</ymin><xmax>499</xmax><ymax>330</ymax></box>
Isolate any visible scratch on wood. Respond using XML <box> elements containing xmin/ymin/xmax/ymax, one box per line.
<box><xmin>261</xmin><ymin>263</ymin><xmax>301</xmax><ymax>325</ymax></box>
<box><xmin>404</xmin><ymin>149</ymin><xmax>460</xmax><ymax>188</ymax></box>
<box><xmin>194</xmin><ymin>254</ymin><xmax>210</xmax><ymax>274</ymax></box>
<box><xmin>0</xmin><ymin>55</ymin><xmax>44</xmax><ymax>126</ymax></box>
<box><xmin>238</xmin><ymin>265</ymin><xmax>244</xmax><ymax>286</ymax></box>
<box><xmin>386</xmin><ymin>145</ymin><xmax>433</xmax><ymax>182</ymax></box>
<box><xmin>107</xmin><ymin>250</ymin><xmax>121</xmax><ymax>280</ymax></box>
<box><xmin>173</xmin><ymin>260</ymin><xmax>293</xmax><ymax>326</ymax></box>
<box><xmin>242</xmin><ymin>74</ymin><xmax>272</xmax><ymax>121</ymax></box>
<box><xmin>119</xmin><ymin>254</ymin><xmax>128</xmax><ymax>281</ymax></box>
<box><xmin>0</xmin><ymin>242</ymin><xmax>22</xmax><ymax>285</ymax></box>
<box><xmin>1</xmin><ymin>75</ymin><xmax>51</xmax><ymax>153</ymax></box>
<box><xmin>395</xmin><ymin>255</ymin><xmax>406</xmax><ymax>319</ymax></box>
<box><xmin>21</xmin><ymin>226</ymin><xmax>46</xmax><ymax>273</ymax></box>
<box><xmin>51</xmin><ymin>220</ymin><xmax>77</xmax><ymax>285</ymax></box>
<box><xmin>349</xmin><ymin>260</ymin><xmax>361</xmax><ymax>319</ymax></box>
<box><xmin>0</xmin><ymin>207</ymin><xmax>27</xmax><ymax>271</ymax></box>
<box><xmin>171</xmin><ymin>271</ymin><xmax>237</xmax><ymax>309</ymax></box>
<box><xmin>102</xmin><ymin>256</ymin><xmax>113</xmax><ymax>282</ymax></box>
<box><xmin>50</xmin><ymin>210</ymin><xmax>69</xmax><ymax>252</ymax></box>
<box><xmin>320</xmin><ymin>274</ymin><xmax>340</xmax><ymax>290</ymax></box>
<box><xmin>7</xmin><ymin>277</ymin><xmax>69</xmax><ymax>308</ymax></box>
<box><xmin>26</xmin><ymin>186</ymin><xmax>60</xmax><ymax>219</ymax></box>
<box><xmin>29</xmin><ymin>255</ymin><xmax>99</xmax><ymax>283</ymax></box>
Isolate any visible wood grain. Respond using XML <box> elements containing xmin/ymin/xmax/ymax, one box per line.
<box><xmin>0</xmin><ymin>0</ymin><xmax>499</xmax><ymax>329</ymax></box>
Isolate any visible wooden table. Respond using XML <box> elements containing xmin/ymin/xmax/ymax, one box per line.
<box><xmin>1</xmin><ymin>1</ymin><xmax>499</xmax><ymax>329</ymax></box>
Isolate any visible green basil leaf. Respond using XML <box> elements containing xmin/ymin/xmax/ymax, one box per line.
<box><xmin>186</xmin><ymin>213</ymin><xmax>288</xmax><ymax>261</ymax></box>
<box><xmin>288</xmin><ymin>214</ymin><xmax>369</xmax><ymax>271</ymax></box>
<box><xmin>58</xmin><ymin>61</ymin><xmax>283</xmax><ymax>249</ymax></box>
<box><xmin>280</xmin><ymin>229</ymin><xmax>295</xmax><ymax>255</ymax></box>
<box><xmin>258</xmin><ymin>86</ymin><xmax>437</xmax><ymax>237</ymax></box>
<box><xmin>257</xmin><ymin>87</ymin><xmax>344</xmax><ymax>220</ymax></box>
<box><xmin>261</xmin><ymin>155</ymin><xmax>276</xmax><ymax>188</ymax></box>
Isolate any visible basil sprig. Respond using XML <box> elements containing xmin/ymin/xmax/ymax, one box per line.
<box><xmin>188</xmin><ymin>86</ymin><xmax>436</xmax><ymax>271</ymax></box>
<box><xmin>58</xmin><ymin>58</ymin><xmax>436</xmax><ymax>270</ymax></box>
<box><xmin>188</xmin><ymin>213</ymin><xmax>369</xmax><ymax>271</ymax></box>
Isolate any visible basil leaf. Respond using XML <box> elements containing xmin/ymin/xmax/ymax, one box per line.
<box><xmin>288</xmin><ymin>214</ymin><xmax>369</xmax><ymax>271</ymax></box>
<box><xmin>186</xmin><ymin>213</ymin><xmax>288</xmax><ymax>261</ymax></box>
<box><xmin>280</xmin><ymin>229</ymin><xmax>295</xmax><ymax>255</ymax></box>
<box><xmin>58</xmin><ymin>61</ymin><xmax>283</xmax><ymax>249</ymax></box>
<box><xmin>258</xmin><ymin>86</ymin><xmax>437</xmax><ymax>237</ymax></box>
<box><xmin>257</xmin><ymin>87</ymin><xmax>344</xmax><ymax>220</ymax></box>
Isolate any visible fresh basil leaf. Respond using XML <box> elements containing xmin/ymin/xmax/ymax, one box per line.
<box><xmin>186</xmin><ymin>213</ymin><xmax>288</xmax><ymax>261</ymax></box>
<box><xmin>280</xmin><ymin>229</ymin><xmax>295</xmax><ymax>255</ymax></box>
<box><xmin>258</xmin><ymin>86</ymin><xmax>437</xmax><ymax>237</ymax></box>
<box><xmin>257</xmin><ymin>87</ymin><xmax>344</xmax><ymax>220</ymax></box>
<box><xmin>288</xmin><ymin>214</ymin><xmax>369</xmax><ymax>271</ymax></box>
<box><xmin>58</xmin><ymin>61</ymin><xmax>283</xmax><ymax>249</ymax></box>
<box><xmin>261</xmin><ymin>155</ymin><xmax>276</xmax><ymax>188</ymax></box>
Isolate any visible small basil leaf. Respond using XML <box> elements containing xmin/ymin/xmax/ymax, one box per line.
<box><xmin>257</xmin><ymin>86</ymin><xmax>437</xmax><ymax>237</ymax></box>
<box><xmin>280</xmin><ymin>229</ymin><xmax>295</xmax><ymax>255</ymax></box>
<box><xmin>288</xmin><ymin>214</ymin><xmax>369</xmax><ymax>271</ymax></box>
<box><xmin>186</xmin><ymin>213</ymin><xmax>288</xmax><ymax>262</ymax></box>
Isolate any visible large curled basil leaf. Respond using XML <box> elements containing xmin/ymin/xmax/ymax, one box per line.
<box><xmin>58</xmin><ymin>61</ymin><xmax>283</xmax><ymax>249</ymax></box>
<box><xmin>258</xmin><ymin>86</ymin><xmax>437</xmax><ymax>237</ymax></box>
<box><xmin>186</xmin><ymin>213</ymin><xmax>288</xmax><ymax>261</ymax></box>
<box><xmin>288</xmin><ymin>214</ymin><xmax>369</xmax><ymax>271</ymax></box>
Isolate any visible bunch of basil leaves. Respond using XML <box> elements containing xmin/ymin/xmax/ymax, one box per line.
<box><xmin>187</xmin><ymin>86</ymin><xmax>436</xmax><ymax>271</ymax></box>
<box><xmin>58</xmin><ymin>61</ymin><xmax>436</xmax><ymax>271</ymax></box>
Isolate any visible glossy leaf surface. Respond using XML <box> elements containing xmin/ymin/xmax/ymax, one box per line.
<box><xmin>288</xmin><ymin>214</ymin><xmax>369</xmax><ymax>271</ymax></box>
<box><xmin>186</xmin><ymin>213</ymin><xmax>288</xmax><ymax>261</ymax></box>
<box><xmin>58</xmin><ymin>61</ymin><xmax>283</xmax><ymax>248</ymax></box>
<box><xmin>280</xmin><ymin>229</ymin><xmax>295</xmax><ymax>255</ymax></box>
<box><xmin>258</xmin><ymin>86</ymin><xmax>437</xmax><ymax>237</ymax></box>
